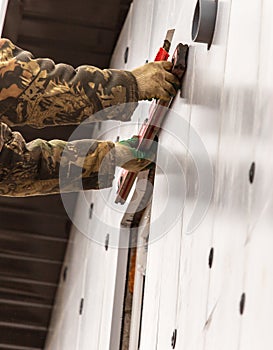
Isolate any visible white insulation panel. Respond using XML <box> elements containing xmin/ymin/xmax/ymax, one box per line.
<box><xmin>45</xmin><ymin>0</ymin><xmax>273</xmax><ymax>349</ymax></box>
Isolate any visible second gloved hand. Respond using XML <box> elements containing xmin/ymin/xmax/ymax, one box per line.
<box><xmin>115</xmin><ymin>137</ymin><xmax>155</xmax><ymax>172</ymax></box>
<box><xmin>131</xmin><ymin>61</ymin><xmax>180</xmax><ymax>101</ymax></box>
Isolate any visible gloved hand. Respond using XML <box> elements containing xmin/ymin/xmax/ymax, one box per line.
<box><xmin>115</xmin><ymin>136</ymin><xmax>155</xmax><ymax>172</ymax></box>
<box><xmin>131</xmin><ymin>61</ymin><xmax>180</xmax><ymax>101</ymax></box>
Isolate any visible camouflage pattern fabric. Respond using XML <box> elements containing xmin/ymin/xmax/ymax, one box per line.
<box><xmin>0</xmin><ymin>38</ymin><xmax>139</xmax><ymax>196</ymax></box>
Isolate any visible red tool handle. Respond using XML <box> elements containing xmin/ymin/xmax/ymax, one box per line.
<box><xmin>115</xmin><ymin>48</ymin><xmax>170</xmax><ymax>204</ymax></box>
<box><xmin>154</xmin><ymin>47</ymin><xmax>169</xmax><ymax>61</ymax></box>
<box><xmin>115</xmin><ymin>41</ymin><xmax>188</xmax><ymax>204</ymax></box>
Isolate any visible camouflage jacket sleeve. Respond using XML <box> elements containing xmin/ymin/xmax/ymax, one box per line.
<box><xmin>0</xmin><ymin>122</ymin><xmax>116</xmax><ymax>196</ymax></box>
<box><xmin>0</xmin><ymin>38</ymin><xmax>139</xmax><ymax>128</ymax></box>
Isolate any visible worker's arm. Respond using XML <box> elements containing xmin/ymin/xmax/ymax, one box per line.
<box><xmin>0</xmin><ymin>38</ymin><xmax>139</xmax><ymax>128</ymax></box>
<box><xmin>0</xmin><ymin>38</ymin><xmax>178</xmax><ymax>128</ymax></box>
<box><xmin>0</xmin><ymin>122</ymin><xmax>151</xmax><ymax>197</ymax></box>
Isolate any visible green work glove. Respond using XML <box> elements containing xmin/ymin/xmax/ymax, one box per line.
<box><xmin>115</xmin><ymin>136</ymin><xmax>155</xmax><ymax>172</ymax></box>
<box><xmin>131</xmin><ymin>61</ymin><xmax>180</xmax><ymax>101</ymax></box>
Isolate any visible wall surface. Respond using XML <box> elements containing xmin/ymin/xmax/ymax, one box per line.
<box><xmin>46</xmin><ymin>0</ymin><xmax>273</xmax><ymax>349</ymax></box>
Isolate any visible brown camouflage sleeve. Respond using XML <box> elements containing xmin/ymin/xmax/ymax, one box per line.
<box><xmin>0</xmin><ymin>38</ymin><xmax>139</xmax><ymax>128</ymax></box>
<box><xmin>0</xmin><ymin>122</ymin><xmax>116</xmax><ymax>196</ymax></box>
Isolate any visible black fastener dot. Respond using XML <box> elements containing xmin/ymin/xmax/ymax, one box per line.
<box><xmin>249</xmin><ymin>162</ymin><xmax>255</xmax><ymax>184</ymax></box>
<box><xmin>89</xmin><ymin>203</ymin><xmax>94</xmax><ymax>219</ymax></box>
<box><xmin>105</xmin><ymin>234</ymin><xmax>110</xmax><ymax>251</ymax></box>
<box><xmin>79</xmin><ymin>298</ymin><xmax>84</xmax><ymax>315</ymax></box>
<box><xmin>124</xmin><ymin>46</ymin><xmax>129</xmax><ymax>64</ymax></box>
<box><xmin>239</xmin><ymin>293</ymin><xmax>246</xmax><ymax>315</ymax></box>
<box><xmin>208</xmin><ymin>248</ymin><xmax>214</xmax><ymax>269</ymax></box>
<box><xmin>171</xmin><ymin>329</ymin><xmax>177</xmax><ymax>349</ymax></box>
